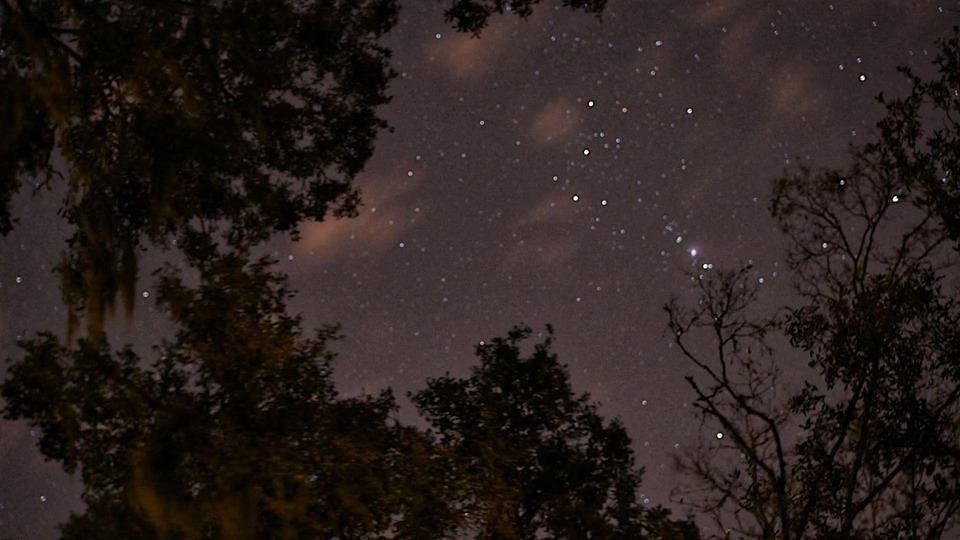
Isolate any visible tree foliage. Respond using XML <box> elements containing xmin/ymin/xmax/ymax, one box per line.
<box><xmin>3</xmin><ymin>276</ymin><xmax>698</xmax><ymax>538</ymax></box>
<box><xmin>0</xmin><ymin>0</ymin><xmax>400</xmax><ymax>336</ymax></box>
<box><xmin>870</xmin><ymin>28</ymin><xmax>960</xmax><ymax>244</ymax></box>
<box><xmin>413</xmin><ymin>325</ymin><xmax>699</xmax><ymax>539</ymax></box>
<box><xmin>2</xmin><ymin>252</ymin><xmax>461</xmax><ymax>539</ymax></box>
<box><xmin>1</xmin><ymin>2</ymin><xmax>686</xmax><ymax>538</ymax></box>
<box><xmin>668</xmin><ymin>29</ymin><xmax>960</xmax><ymax>539</ymax></box>
<box><xmin>0</xmin><ymin>0</ymin><xmax>610</xmax><ymax>338</ymax></box>
<box><xmin>441</xmin><ymin>0</ymin><xmax>606</xmax><ymax>33</ymax></box>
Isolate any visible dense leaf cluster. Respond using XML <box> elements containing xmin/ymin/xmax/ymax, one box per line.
<box><xmin>3</xmin><ymin>255</ymin><xmax>449</xmax><ymax>538</ymax></box>
<box><xmin>3</xmin><ymin>255</ymin><xmax>694</xmax><ymax>538</ymax></box>
<box><xmin>0</xmin><ymin>0</ymin><xmax>401</xmax><ymax>335</ymax></box>
<box><xmin>0</xmin><ymin>0</ymin><xmax>609</xmax><ymax>336</ymax></box>
<box><xmin>413</xmin><ymin>326</ymin><xmax>699</xmax><ymax>539</ymax></box>
<box><xmin>442</xmin><ymin>0</ymin><xmax>606</xmax><ymax>33</ymax></box>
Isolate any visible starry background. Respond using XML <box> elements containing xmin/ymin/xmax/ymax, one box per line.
<box><xmin>0</xmin><ymin>1</ymin><xmax>956</xmax><ymax>537</ymax></box>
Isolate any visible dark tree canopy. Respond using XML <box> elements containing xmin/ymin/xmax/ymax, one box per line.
<box><xmin>0</xmin><ymin>0</ymin><xmax>399</xmax><ymax>335</ymax></box>
<box><xmin>2</xmin><ymin>252</ymin><xmax>460</xmax><ymax>539</ymax></box>
<box><xmin>442</xmin><ymin>0</ymin><xmax>606</xmax><ymax>33</ymax></box>
<box><xmin>0</xmin><ymin>0</ymin><xmax>610</xmax><ymax>338</ymax></box>
<box><xmin>2</xmin><ymin>277</ymin><xmax>700</xmax><ymax>538</ymax></box>
<box><xmin>412</xmin><ymin>325</ymin><xmax>699</xmax><ymax>539</ymax></box>
<box><xmin>869</xmin><ymin>28</ymin><xmax>960</xmax><ymax>245</ymax></box>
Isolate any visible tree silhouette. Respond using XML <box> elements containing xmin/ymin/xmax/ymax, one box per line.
<box><xmin>3</xmin><ymin>268</ymin><xmax>705</xmax><ymax>538</ymax></box>
<box><xmin>0</xmin><ymin>0</ymin><xmax>610</xmax><ymax>338</ymax></box>
<box><xmin>869</xmin><ymin>28</ymin><xmax>960</xmax><ymax>245</ymax></box>
<box><xmin>667</xmin><ymin>29</ymin><xmax>960</xmax><ymax>539</ymax></box>
<box><xmin>0</xmin><ymin>0</ymin><xmax>403</xmax><ymax>336</ymax></box>
<box><xmin>412</xmin><ymin>325</ymin><xmax>700</xmax><ymax>539</ymax></box>
<box><xmin>2</xmin><ymin>251</ymin><xmax>462</xmax><ymax>539</ymax></box>
<box><xmin>0</xmin><ymin>2</ymin><xmax>652</xmax><ymax>538</ymax></box>
<box><xmin>442</xmin><ymin>0</ymin><xmax>606</xmax><ymax>33</ymax></box>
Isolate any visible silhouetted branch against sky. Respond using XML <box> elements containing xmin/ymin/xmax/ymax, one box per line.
<box><xmin>670</xmin><ymin>28</ymin><xmax>960</xmax><ymax>538</ymax></box>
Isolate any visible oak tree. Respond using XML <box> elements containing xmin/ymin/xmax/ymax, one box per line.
<box><xmin>413</xmin><ymin>325</ymin><xmax>700</xmax><ymax>539</ymax></box>
<box><xmin>2</xmin><ymin>251</ymin><xmax>460</xmax><ymax>539</ymax></box>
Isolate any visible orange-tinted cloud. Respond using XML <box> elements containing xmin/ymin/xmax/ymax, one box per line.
<box><xmin>296</xmin><ymin>173</ymin><xmax>423</xmax><ymax>261</ymax></box>
<box><xmin>522</xmin><ymin>193</ymin><xmax>576</xmax><ymax>225</ymax></box>
<box><xmin>770</xmin><ymin>64</ymin><xmax>816</xmax><ymax>116</ymax></box>
<box><xmin>502</xmin><ymin>194</ymin><xmax>580</xmax><ymax>267</ymax></box>
<box><xmin>530</xmin><ymin>98</ymin><xmax>579</xmax><ymax>144</ymax></box>
<box><xmin>427</xmin><ymin>25</ymin><xmax>509</xmax><ymax>80</ymax></box>
<box><xmin>534</xmin><ymin>240</ymin><xmax>578</xmax><ymax>265</ymax></box>
<box><xmin>504</xmin><ymin>238</ymin><xmax>579</xmax><ymax>268</ymax></box>
<box><xmin>694</xmin><ymin>0</ymin><xmax>747</xmax><ymax>23</ymax></box>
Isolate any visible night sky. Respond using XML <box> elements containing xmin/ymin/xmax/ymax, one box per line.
<box><xmin>0</xmin><ymin>1</ymin><xmax>956</xmax><ymax>537</ymax></box>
